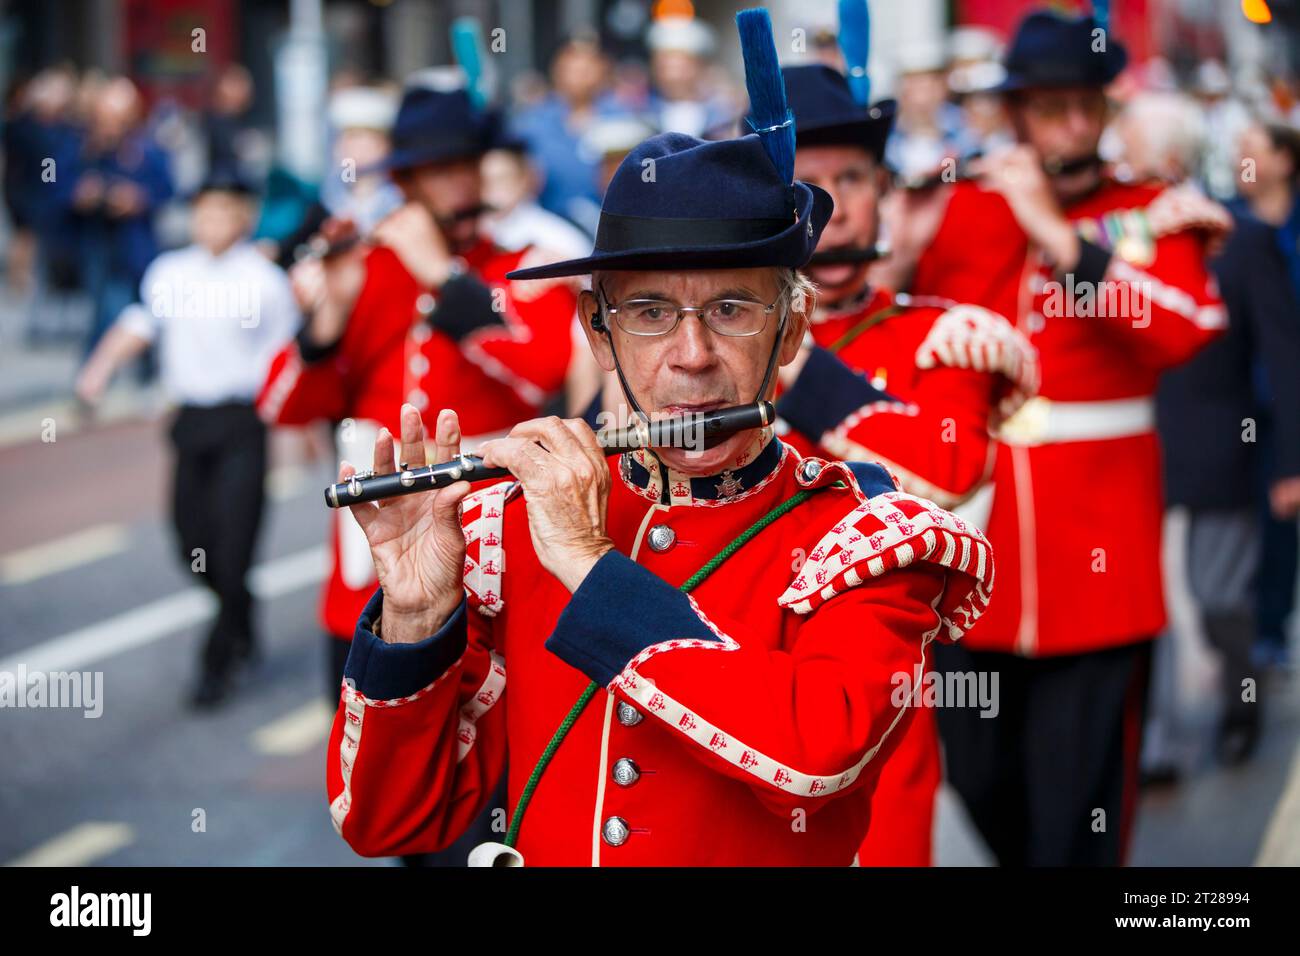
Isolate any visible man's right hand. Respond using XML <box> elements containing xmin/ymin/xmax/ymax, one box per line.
<box><xmin>342</xmin><ymin>404</ymin><xmax>473</xmax><ymax>644</ymax></box>
<box><xmin>291</xmin><ymin>218</ymin><xmax>368</xmax><ymax>349</ymax></box>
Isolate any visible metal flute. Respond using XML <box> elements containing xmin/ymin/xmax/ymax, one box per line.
<box><xmin>324</xmin><ymin>401</ymin><xmax>776</xmax><ymax>509</ymax></box>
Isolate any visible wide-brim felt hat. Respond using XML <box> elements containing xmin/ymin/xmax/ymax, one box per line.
<box><xmin>774</xmin><ymin>64</ymin><xmax>895</xmax><ymax>160</ymax></box>
<box><xmin>994</xmin><ymin>10</ymin><xmax>1128</xmax><ymax>93</ymax></box>
<box><xmin>364</xmin><ymin>86</ymin><xmax>501</xmax><ymax>174</ymax></box>
<box><xmin>506</xmin><ymin>131</ymin><xmax>833</xmax><ymax>280</ymax></box>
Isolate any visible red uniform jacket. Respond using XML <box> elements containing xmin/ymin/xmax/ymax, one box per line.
<box><xmin>910</xmin><ymin>178</ymin><xmax>1225</xmax><ymax>656</ymax></box>
<box><xmin>778</xmin><ymin>287</ymin><xmax>1035</xmax><ymax>509</ymax></box>
<box><xmin>777</xmin><ymin>288</ymin><xmax>1035</xmax><ymax>864</ymax></box>
<box><xmin>257</xmin><ymin>239</ymin><xmax>576</xmax><ymax>639</ymax></box>
<box><xmin>325</xmin><ymin>434</ymin><xmax>995</xmax><ymax>865</ymax></box>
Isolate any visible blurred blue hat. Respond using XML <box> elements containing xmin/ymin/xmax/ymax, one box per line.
<box><xmin>996</xmin><ymin>10</ymin><xmax>1128</xmax><ymax>93</ymax></box>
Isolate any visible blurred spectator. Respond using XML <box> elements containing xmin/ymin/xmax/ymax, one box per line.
<box><xmin>6</xmin><ymin>66</ymin><xmax>83</xmax><ymax>339</ymax></box>
<box><xmin>581</xmin><ymin>113</ymin><xmax>658</xmax><ymax>193</ymax></box>
<box><xmin>320</xmin><ymin>86</ymin><xmax>402</xmax><ymax>232</ymax></box>
<box><xmin>511</xmin><ymin>33</ymin><xmax>624</xmax><ymax>234</ymax></box>
<box><xmin>203</xmin><ymin>64</ymin><xmax>268</xmax><ymax>185</ymax></box>
<box><xmin>67</xmin><ymin>76</ymin><xmax>174</xmax><ymax>355</ymax></box>
<box><xmin>480</xmin><ymin>146</ymin><xmax>591</xmax><ymax>258</ymax></box>
<box><xmin>645</xmin><ymin>16</ymin><xmax>734</xmax><ymax>137</ymax></box>
<box><xmin>259</xmin><ymin>85</ymin><xmax>401</xmax><ymax>269</ymax></box>
<box><xmin>945</xmin><ymin>27</ymin><xmax>1012</xmax><ymax>158</ymax></box>
<box><xmin>1195</xmin><ymin>60</ymin><xmax>1253</xmax><ymax>201</ymax></box>
<box><xmin>4</xmin><ymin>73</ymin><xmax>38</xmax><ymax>296</ymax></box>
<box><xmin>1152</xmin><ymin>118</ymin><xmax>1300</xmax><ymax>771</ymax></box>
<box><xmin>1108</xmin><ymin>91</ymin><xmax>1206</xmax><ymax>185</ymax></box>
<box><xmin>563</xmin><ymin>113</ymin><xmax>656</xmax><ymax>420</ymax></box>
<box><xmin>809</xmin><ymin>25</ymin><xmax>846</xmax><ymax>72</ymax></box>
<box><xmin>76</xmin><ymin>176</ymin><xmax>299</xmax><ymax>708</ymax></box>
<box><xmin>609</xmin><ymin>58</ymin><xmax>653</xmax><ymax>114</ymax></box>
<box><xmin>886</xmin><ymin>42</ymin><xmax>966</xmax><ymax>181</ymax></box>
<box><xmin>1237</xmin><ymin>121</ymin><xmax>1300</xmax><ymax>672</ymax></box>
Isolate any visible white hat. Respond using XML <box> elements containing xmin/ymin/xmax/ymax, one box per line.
<box><xmin>896</xmin><ymin>40</ymin><xmax>949</xmax><ymax>75</ymax></box>
<box><xmin>1195</xmin><ymin>60</ymin><xmax>1232</xmax><ymax>97</ymax></box>
<box><xmin>949</xmin><ymin>61</ymin><xmax>1007</xmax><ymax>95</ymax></box>
<box><xmin>646</xmin><ymin>16</ymin><xmax>715</xmax><ymax>57</ymax></box>
<box><xmin>582</xmin><ymin>115</ymin><xmax>659</xmax><ymax>158</ymax></box>
<box><xmin>328</xmin><ymin>87</ymin><xmax>399</xmax><ymax>132</ymax></box>
<box><xmin>949</xmin><ymin>26</ymin><xmax>1002</xmax><ymax>64</ymax></box>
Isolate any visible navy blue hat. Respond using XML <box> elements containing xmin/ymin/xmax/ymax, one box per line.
<box><xmin>368</xmin><ymin>86</ymin><xmax>498</xmax><ymax>173</ymax></box>
<box><xmin>996</xmin><ymin>10</ymin><xmax>1128</xmax><ymax>93</ymax></box>
<box><xmin>771</xmin><ymin>65</ymin><xmax>895</xmax><ymax>160</ymax></box>
<box><xmin>506</xmin><ymin>132</ymin><xmax>833</xmax><ymax>279</ymax></box>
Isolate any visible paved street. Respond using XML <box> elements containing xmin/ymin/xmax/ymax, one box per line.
<box><xmin>0</xmin><ymin>338</ymin><xmax>1297</xmax><ymax>867</ymax></box>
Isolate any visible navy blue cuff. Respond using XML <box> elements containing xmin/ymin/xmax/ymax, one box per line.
<box><xmin>778</xmin><ymin>345</ymin><xmax>897</xmax><ymax>441</ymax></box>
<box><xmin>545</xmin><ymin>551</ymin><xmax>719</xmax><ymax>686</ymax></box>
<box><xmin>1065</xmin><ymin>237</ymin><xmax>1113</xmax><ymax>289</ymax></box>
<box><xmin>344</xmin><ymin>589</ymin><xmax>469</xmax><ymax>700</ymax></box>
<box><xmin>295</xmin><ymin>319</ymin><xmax>342</xmax><ymax>364</ymax></box>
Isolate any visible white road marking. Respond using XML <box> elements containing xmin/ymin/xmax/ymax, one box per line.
<box><xmin>1256</xmin><ymin>739</ymin><xmax>1300</xmax><ymax>865</ymax></box>
<box><xmin>252</xmin><ymin>699</ymin><xmax>335</xmax><ymax>756</ymax></box>
<box><xmin>0</xmin><ymin>546</ymin><xmax>327</xmax><ymax>674</ymax></box>
<box><xmin>0</xmin><ymin>523</ymin><xmax>130</xmax><ymax>586</ymax></box>
<box><xmin>5</xmin><ymin>822</ymin><xmax>134</xmax><ymax>867</ymax></box>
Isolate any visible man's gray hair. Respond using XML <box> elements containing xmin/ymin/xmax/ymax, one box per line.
<box><xmin>776</xmin><ymin>267</ymin><xmax>818</xmax><ymax>319</ymax></box>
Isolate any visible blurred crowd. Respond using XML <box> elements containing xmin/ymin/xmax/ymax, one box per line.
<box><xmin>2</xmin><ymin>7</ymin><xmax>1298</xmax><ymax>797</ymax></box>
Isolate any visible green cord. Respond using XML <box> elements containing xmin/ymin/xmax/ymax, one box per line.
<box><xmin>826</xmin><ymin>304</ymin><xmax>901</xmax><ymax>354</ymax></box>
<box><xmin>502</xmin><ymin>487</ymin><xmax>819</xmax><ymax>848</ymax></box>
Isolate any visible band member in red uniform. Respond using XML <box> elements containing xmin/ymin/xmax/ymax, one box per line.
<box><xmin>322</xmin><ymin>18</ymin><xmax>996</xmax><ymax>864</ymax></box>
<box><xmin>906</xmin><ymin>10</ymin><xmax>1226</xmax><ymax>865</ymax></box>
<box><xmin>257</xmin><ymin>80</ymin><xmax>577</xmax><ymax>697</ymax></box>
<box><xmin>768</xmin><ymin>62</ymin><xmax>1036</xmax><ymax>866</ymax></box>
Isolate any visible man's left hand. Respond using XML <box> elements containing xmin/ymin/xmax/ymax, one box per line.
<box><xmin>480</xmin><ymin>417</ymin><xmax>615</xmax><ymax>592</ymax></box>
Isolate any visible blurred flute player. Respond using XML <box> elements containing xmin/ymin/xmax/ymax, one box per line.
<box><xmin>769</xmin><ymin>62</ymin><xmax>1036</xmax><ymax>866</ymax></box>
<box><xmin>256</xmin><ymin>76</ymin><xmax>577</xmax><ymax>705</ymax></box>
<box><xmin>323</xmin><ymin>122</ymin><xmax>995</xmax><ymax>865</ymax></box>
<box><xmin>77</xmin><ymin>175</ymin><xmax>299</xmax><ymax>707</ymax></box>
<box><xmin>909</xmin><ymin>10</ymin><xmax>1227</xmax><ymax>865</ymax></box>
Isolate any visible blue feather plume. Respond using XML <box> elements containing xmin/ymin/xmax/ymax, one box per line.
<box><xmin>737</xmin><ymin>7</ymin><xmax>795</xmax><ymax>184</ymax></box>
<box><xmin>1094</xmin><ymin>0</ymin><xmax>1110</xmax><ymax>34</ymax></box>
<box><xmin>837</xmin><ymin>0</ymin><xmax>871</xmax><ymax>106</ymax></box>
<box><xmin>451</xmin><ymin>17</ymin><xmax>487</xmax><ymax>110</ymax></box>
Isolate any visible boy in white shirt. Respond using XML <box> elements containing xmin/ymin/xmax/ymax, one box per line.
<box><xmin>77</xmin><ymin>175</ymin><xmax>299</xmax><ymax>708</ymax></box>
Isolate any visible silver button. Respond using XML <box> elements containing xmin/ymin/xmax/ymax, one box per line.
<box><xmin>799</xmin><ymin>459</ymin><xmax>822</xmax><ymax>482</ymax></box>
<box><xmin>410</xmin><ymin>353</ymin><xmax>430</xmax><ymax>376</ymax></box>
<box><xmin>647</xmin><ymin>524</ymin><xmax>676</xmax><ymax>553</ymax></box>
<box><xmin>612</xmin><ymin>758</ymin><xmax>640</xmax><ymax>787</ymax></box>
<box><xmin>601</xmin><ymin>816</ymin><xmax>630</xmax><ymax>847</ymax></box>
<box><xmin>416</xmin><ymin>293</ymin><xmax>436</xmax><ymax>316</ymax></box>
<box><xmin>411</xmin><ymin>324</ymin><xmax>432</xmax><ymax>344</ymax></box>
<box><xmin>406</xmin><ymin>389</ymin><xmax>429</xmax><ymax>411</ymax></box>
<box><xmin>616</xmin><ymin>701</ymin><xmax>643</xmax><ymax>727</ymax></box>
<box><xmin>1027</xmin><ymin>311</ymin><xmax>1046</xmax><ymax>334</ymax></box>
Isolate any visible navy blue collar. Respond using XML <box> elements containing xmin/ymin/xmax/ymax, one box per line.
<box><xmin>618</xmin><ymin>428</ymin><xmax>786</xmax><ymax>507</ymax></box>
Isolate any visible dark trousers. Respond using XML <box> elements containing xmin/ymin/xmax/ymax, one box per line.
<box><xmin>170</xmin><ymin>403</ymin><xmax>267</xmax><ymax>677</ymax></box>
<box><xmin>934</xmin><ymin>639</ymin><xmax>1152</xmax><ymax>866</ymax></box>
